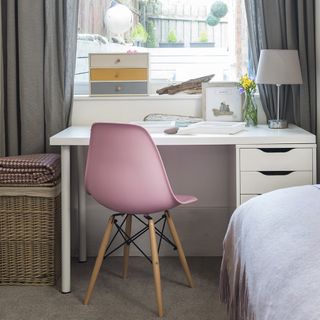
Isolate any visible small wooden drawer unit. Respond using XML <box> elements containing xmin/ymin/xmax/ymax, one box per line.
<box><xmin>237</xmin><ymin>146</ymin><xmax>316</xmax><ymax>205</ymax></box>
<box><xmin>89</xmin><ymin>53</ymin><xmax>149</xmax><ymax>96</ymax></box>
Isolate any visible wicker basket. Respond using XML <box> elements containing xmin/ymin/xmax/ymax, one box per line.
<box><xmin>0</xmin><ymin>184</ymin><xmax>61</xmax><ymax>285</ymax></box>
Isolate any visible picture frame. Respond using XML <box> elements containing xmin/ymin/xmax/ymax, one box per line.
<box><xmin>202</xmin><ymin>82</ymin><xmax>243</xmax><ymax>121</ymax></box>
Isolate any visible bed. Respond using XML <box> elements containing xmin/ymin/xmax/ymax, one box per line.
<box><xmin>220</xmin><ymin>185</ymin><xmax>320</xmax><ymax>320</ymax></box>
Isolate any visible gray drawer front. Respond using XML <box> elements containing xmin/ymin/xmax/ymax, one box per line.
<box><xmin>90</xmin><ymin>82</ymin><xmax>148</xmax><ymax>95</ymax></box>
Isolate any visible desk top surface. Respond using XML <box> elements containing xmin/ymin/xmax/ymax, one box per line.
<box><xmin>50</xmin><ymin>124</ymin><xmax>316</xmax><ymax>146</ymax></box>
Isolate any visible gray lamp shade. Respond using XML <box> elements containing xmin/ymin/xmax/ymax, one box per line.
<box><xmin>255</xmin><ymin>49</ymin><xmax>303</xmax><ymax>85</ymax></box>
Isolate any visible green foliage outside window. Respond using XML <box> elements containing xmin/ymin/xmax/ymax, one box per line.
<box><xmin>146</xmin><ymin>20</ymin><xmax>157</xmax><ymax>47</ymax></box>
<box><xmin>131</xmin><ymin>23</ymin><xmax>148</xmax><ymax>43</ymax></box>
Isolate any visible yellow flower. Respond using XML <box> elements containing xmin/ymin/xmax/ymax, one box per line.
<box><xmin>239</xmin><ymin>73</ymin><xmax>256</xmax><ymax>94</ymax></box>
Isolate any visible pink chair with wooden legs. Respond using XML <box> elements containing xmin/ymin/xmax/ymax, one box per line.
<box><xmin>83</xmin><ymin>123</ymin><xmax>197</xmax><ymax>317</ymax></box>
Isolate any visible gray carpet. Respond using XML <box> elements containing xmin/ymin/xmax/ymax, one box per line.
<box><xmin>0</xmin><ymin>257</ymin><xmax>227</xmax><ymax>320</ymax></box>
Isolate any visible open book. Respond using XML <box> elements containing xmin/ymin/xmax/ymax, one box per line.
<box><xmin>176</xmin><ymin>121</ymin><xmax>246</xmax><ymax>135</ymax></box>
<box><xmin>131</xmin><ymin>121</ymin><xmax>246</xmax><ymax>135</ymax></box>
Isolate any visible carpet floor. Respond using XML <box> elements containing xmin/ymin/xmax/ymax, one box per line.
<box><xmin>0</xmin><ymin>257</ymin><xmax>227</xmax><ymax>320</ymax></box>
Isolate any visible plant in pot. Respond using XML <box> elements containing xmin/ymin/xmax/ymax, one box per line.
<box><xmin>190</xmin><ymin>30</ymin><xmax>215</xmax><ymax>47</ymax></box>
<box><xmin>159</xmin><ymin>30</ymin><xmax>184</xmax><ymax>48</ymax></box>
<box><xmin>199</xmin><ymin>31</ymin><xmax>208</xmax><ymax>42</ymax></box>
<box><xmin>168</xmin><ymin>30</ymin><xmax>177</xmax><ymax>43</ymax></box>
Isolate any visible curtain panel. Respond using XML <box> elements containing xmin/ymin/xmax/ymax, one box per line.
<box><xmin>0</xmin><ymin>2</ymin><xmax>4</xmax><ymax>156</ymax></box>
<box><xmin>245</xmin><ymin>0</ymin><xmax>316</xmax><ymax>134</ymax></box>
<box><xmin>0</xmin><ymin>0</ymin><xmax>79</xmax><ymax>156</ymax></box>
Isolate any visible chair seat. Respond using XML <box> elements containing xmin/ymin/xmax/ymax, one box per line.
<box><xmin>125</xmin><ymin>194</ymin><xmax>197</xmax><ymax>215</ymax></box>
<box><xmin>175</xmin><ymin>194</ymin><xmax>198</xmax><ymax>205</ymax></box>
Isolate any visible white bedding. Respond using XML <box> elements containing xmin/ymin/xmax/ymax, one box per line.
<box><xmin>220</xmin><ymin>185</ymin><xmax>320</xmax><ymax>320</ymax></box>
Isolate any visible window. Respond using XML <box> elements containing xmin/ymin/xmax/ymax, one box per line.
<box><xmin>75</xmin><ymin>0</ymin><xmax>248</xmax><ymax>95</ymax></box>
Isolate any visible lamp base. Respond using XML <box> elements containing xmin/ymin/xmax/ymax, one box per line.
<box><xmin>268</xmin><ymin>119</ymin><xmax>288</xmax><ymax>129</ymax></box>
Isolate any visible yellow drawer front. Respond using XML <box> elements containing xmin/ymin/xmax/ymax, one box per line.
<box><xmin>90</xmin><ymin>68</ymin><xmax>148</xmax><ymax>81</ymax></box>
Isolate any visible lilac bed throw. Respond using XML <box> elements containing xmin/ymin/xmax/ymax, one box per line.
<box><xmin>220</xmin><ymin>185</ymin><xmax>320</xmax><ymax>320</ymax></box>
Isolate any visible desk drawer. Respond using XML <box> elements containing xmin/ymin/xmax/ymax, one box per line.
<box><xmin>90</xmin><ymin>81</ymin><xmax>148</xmax><ymax>95</ymax></box>
<box><xmin>241</xmin><ymin>171</ymin><xmax>313</xmax><ymax>194</ymax></box>
<box><xmin>240</xmin><ymin>148</ymin><xmax>313</xmax><ymax>171</ymax></box>
<box><xmin>90</xmin><ymin>54</ymin><xmax>148</xmax><ymax>68</ymax></box>
<box><xmin>90</xmin><ymin>68</ymin><xmax>148</xmax><ymax>81</ymax></box>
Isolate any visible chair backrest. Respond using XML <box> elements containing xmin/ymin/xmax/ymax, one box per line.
<box><xmin>85</xmin><ymin>123</ymin><xmax>178</xmax><ymax>214</ymax></box>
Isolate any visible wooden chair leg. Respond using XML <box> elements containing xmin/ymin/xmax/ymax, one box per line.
<box><xmin>122</xmin><ymin>214</ymin><xmax>132</xmax><ymax>279</ymax></box>
<box><xmin>83</xmin><ymin>215</ymin><xmax>114</xmax><ymax>305</ymax></box>
<box><xmin>165</xmin><ymin>210</ymin><xmax>194</xmax><ymax>288</ymax></box>
<box><xmin>149</xmin><ymin>217</ymin><xmax>164</xmax><ymax>317</ymax></box>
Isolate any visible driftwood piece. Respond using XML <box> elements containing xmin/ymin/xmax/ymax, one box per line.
<box><xmin>156</xmin><ymin>74</ymin><xmax>214</xmax><ymax>95</ymax></box>
<box><xmin>183</xmin><ymin>88</ymin><xmax>202</xmax><ymax>94</ymax></box>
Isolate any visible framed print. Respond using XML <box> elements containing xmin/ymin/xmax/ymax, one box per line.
<box><xmin>202</xmin><ymin>82</ymin><xmax>243</xmax><ymax>121</ymax></box>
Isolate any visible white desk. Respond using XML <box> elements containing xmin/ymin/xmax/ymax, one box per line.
<box><xmin>50</xmin><ymin>124</ymin><xmax>316</xmax><ymax>293</ymax></box>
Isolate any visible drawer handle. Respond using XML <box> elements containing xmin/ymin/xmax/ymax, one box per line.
<box><xmin>259</xmin><ymin>171</ymin><xmax>294</xmax><ymax>176</ymax></box>
<box><xmin>258</xmin><ymin>148</ymin><xmax>293</xmax><ymax>153</ymax></box>
<box><xmin>115</xmin><ymin>86</ymin><xmax>122</xmax><ymax>91</ymax></box>
<box><xmin>115</xmin><ymin>58</ymin><xmax>121</xmax><ymax>64</ymax></box>
<box><xmin>114</xmin><ymin>73</ymin><xmax>119</xmax><ymax>78</ymax></box>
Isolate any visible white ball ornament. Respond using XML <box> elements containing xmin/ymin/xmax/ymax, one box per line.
<box><xmin>104</xmin><ymin>4</ymin><xmax>133</xmax><ymax>34</ymax></box>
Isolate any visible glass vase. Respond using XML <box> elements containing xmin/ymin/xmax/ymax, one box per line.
<box><xmin>242</xmin><ymin>92</ymin><xmax>258</xmax><ymax>127</ymax></box>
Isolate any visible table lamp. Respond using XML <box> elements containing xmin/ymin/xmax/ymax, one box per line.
<box><xmin>255</xmin><ymin>49</ymin><xmax>303</xmax><ymax>129</ymax></box>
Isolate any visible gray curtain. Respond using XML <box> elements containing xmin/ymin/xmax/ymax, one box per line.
<box><xmin>0</xmin><ymin>2</ymin><xmax>4</xmax><ymax>156</ymax></box>
<box><xmin>245</xmin><ymin>0</ymin><xmax>316</xmax><ymax>134</ymax></box>
<box><xmin>0</xmin><ymin>0</ymin><xmax>79</xmax><ymax>156</ymax></box>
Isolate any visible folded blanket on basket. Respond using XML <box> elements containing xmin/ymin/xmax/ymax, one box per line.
<box><xmin>0</xmin><ymin>153</ymin><xmax>61</xmax><ymax>185</ymax></box>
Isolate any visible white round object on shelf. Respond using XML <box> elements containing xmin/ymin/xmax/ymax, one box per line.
<box><xmin>104</xmin><ymin>4</ymin><xmax>133</xmax><ymax>34</ymax></box>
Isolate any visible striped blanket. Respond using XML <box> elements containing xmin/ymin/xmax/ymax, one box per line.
<box><xmin>0</xmin><ymin>154</ymin><xmax>61</xmax><ymax>185</ymax></box>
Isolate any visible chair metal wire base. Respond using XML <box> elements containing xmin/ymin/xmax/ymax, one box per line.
<box><xmin>83</xmin><ymin>210</ymin><xmax>194</xmax><ymax>317</ymax></box>
<box><xmin>103</xmin><ymin>213</ymin><xmax>177</xmax><ymax>263</ymax></box>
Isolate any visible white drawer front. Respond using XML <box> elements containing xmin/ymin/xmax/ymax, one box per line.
<box><xmin>240</xmin><ymin>148</ymin><xmax>313</xmax><ymax>171</ymax></box>
<box><xmin>241</xmin><ymin>171</ymin><xmax>313</xmax><ymax>194</ymax></box>
<box><xmin>240</xmin><ymin>194</ymin><xmax>258</xmax><ymax>204</ymax></box>
<box><xmin>90</xmin><ymin>54</ymin><xmax>148</xmax><ymax>68</ymax></box>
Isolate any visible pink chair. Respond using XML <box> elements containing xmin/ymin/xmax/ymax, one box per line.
<box><xmin>83</xmin><ymin>123</ymin><xmax>197</xmax><ymax>317</ymax></box>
